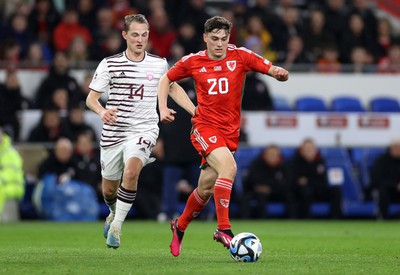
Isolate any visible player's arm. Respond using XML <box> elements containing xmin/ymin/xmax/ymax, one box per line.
<box><xmin>169</xmin><ymin>82</ymin><xmax>196</xmax><ymax>117</ymax></box>
<box><xmin>86</xmin><ymin>90</ymin><xmax>117</xmax><ymax>125</ymax></box>
<box><xmin>158</xmin><ymin>74</ymin><xmax>195</xmax><ymax>123</ymax></box>
<box><xmin>267</xmin><ymin>65</ymin><xmax>289</xmax><ymax>82</ymax></box>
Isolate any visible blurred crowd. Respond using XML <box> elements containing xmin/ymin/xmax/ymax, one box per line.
<box><xmin>0</xmin><ymin>0</ymin><xmax>399</xmax><ymax>73</ymax></box>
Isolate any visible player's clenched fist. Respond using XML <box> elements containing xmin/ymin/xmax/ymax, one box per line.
<box><xmin>269</xmin><ymin>65</ymin><xmax>289</xmax><ymax>82</ymax></box>
<box><xmin>160</xmin><ymin>108</ymin><xmax>177</xmax><ymax>123</ymax></box>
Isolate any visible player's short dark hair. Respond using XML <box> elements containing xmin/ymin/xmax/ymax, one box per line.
<box><xmin>124</xmin><ymin>14</ymin><xmax>149</xmax><ymax>32</ymax></box>
<box><xmin>204</xmin><ymin>16</ymin><xmax>232</xmax><ymax>34</ymax></box>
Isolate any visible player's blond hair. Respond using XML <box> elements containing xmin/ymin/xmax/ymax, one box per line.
<box><xmin>204</xmin><ymin>16</ymin><xmax>232</xmax><ymax>34</ymax></box>
<box><xmin>124</xmin><ymin>14</ymin><xmax>149</xmax><ymax>32</ymax></box>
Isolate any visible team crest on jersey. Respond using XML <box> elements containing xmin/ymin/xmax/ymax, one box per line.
<box><xmin>226</xmin><ymin>60</ymin><xmax>236</xmax><ymax>71</ymax></box>
<box><xmin>209</xmin><ymin>136</ymin><xmax>217</xmax><ymax>143</ymax></box>
<box><xmin>146</xmin><ymin>72</ymin><xmax>154</xmax><ymax>81</ymax></box>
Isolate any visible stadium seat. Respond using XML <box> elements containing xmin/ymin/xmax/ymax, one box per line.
<box><xmin>273</xmin><ymin>96</ymin><xmax>292</xmax><ymax>111</ymax></box>
<box><xmin>331</xmin><ymin>96</ymin><xmax>365</xmax><ymax>112</ymax></box>
<box><xmin>234</xmin><ymin>147</ymin><xmax>263</xmax><ymax>194</ymax></box>
<box><xmin>370</xmin><ymin>97</ymin><xmax>400</xmax><ymax>112</ymax></box>
<box><xmin>295</xmin><ymin>96</ymin><xmax>328</xmax><ymax>112</ymax></box>
<box><xmin>350</xmin><ymin>147</ymin><xmax>385</xmax><ymax>190</ymax></box>
<box><xmin>320</xmin><ymin>147</ymin><xmax>363</xmax><ymax>202</ymax></box>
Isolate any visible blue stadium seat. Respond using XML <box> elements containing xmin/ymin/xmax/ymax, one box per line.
<box><xmin>273</xmin><ymin>96</ymin><xmax>292</xmax><ymax>111</ymax></box>
<box><xmin>350</xmin><ymin>147</ymin><xmax>385</xmax><ymax>189</ymax></box>
<box><xmin>234</xmin><ymin>147</ymin><xmax>263</xmax><ymax>194</ymax></box>
<box><xmin>295</xmin><ymin>96</ymin><xmax>328</xmax><ymax>112</ymax></box>
<box><xmin>370</xmin><ymin>97</ymin><xmax>400</xmax><ymax>112</ymax></box>
<box><xmin>331</xmin><ymin>96</ymin><xmax>365</xmax><ymax>112</ymax></box>
<box><xmin>320</xmin><ymin>147</ymin><xmax>363</xmax><ymax>202</ymax></box>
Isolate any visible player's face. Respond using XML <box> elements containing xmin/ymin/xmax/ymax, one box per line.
<box><xmin>204</xmin><ymin>29</ymin><xmax>230</xmax><ymax>60</ymax></box>
<box><xmin>122</xmin><ymin>22</ymin><xmax>149</xmax><ymax>58</ymax></box>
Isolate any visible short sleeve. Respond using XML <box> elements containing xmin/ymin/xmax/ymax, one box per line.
<box><xmin>89</xmin><ymin>59</ymin><xmax>110</xmax><ymax>93</ymax></box>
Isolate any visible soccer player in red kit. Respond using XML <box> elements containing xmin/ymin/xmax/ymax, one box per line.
<box><xmin>158</xmin><ymin>16</ymin><xmax>289</xmax><ymax>257</ymax></box>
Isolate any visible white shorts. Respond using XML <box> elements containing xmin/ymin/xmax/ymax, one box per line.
<box><xmin>100</xmin><ymin>131</ymin><xmax>158</xmax><ymax>180</ymax></box>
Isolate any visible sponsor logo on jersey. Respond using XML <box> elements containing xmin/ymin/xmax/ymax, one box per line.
<box><xmin>101</xmin><ymin>160</ymin><xmax>105</xmax><ymax>171</ymax></box>
<box><xmin>146</xmin><ymin>72</ymin><xmax>154</xmax><ymax>81</ymax></box>
<box><xmin>209</xmin><ymin>136</ymin><xmax>217</xmax><ymax>143</ymax></box>
<box><xmin>119</xmin><ymin>71</ymin><xmax>126</xmax><ymax>76</ymax></box>
<box><xmin>219</xmin><ymin>199</ymin><xmax>230</xmax><ymax>208</ymax></box>
<box><xmin>199</xmin><ymin>67</ymin><xmax>207</xmax><ymax>72</ymax></box>
<box><xmin>214</xmin><ymin>66</ymin><xmax>222</xmax><ymax>71</ymax></box>
<box><xmin>226</xmin><ymin>60</ymin><xmax>236</xmax><ymax>71</ymax></box>
<box><xmin>139</xmin><ymin>148</ymin><xmax>146</xmax><ymax>153</ymax></box>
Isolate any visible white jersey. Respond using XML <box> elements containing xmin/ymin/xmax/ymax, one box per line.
<box><xmin>89</xmin><ymin>51</ymin><xmax>168</xmax><ymax>148</ymax></box>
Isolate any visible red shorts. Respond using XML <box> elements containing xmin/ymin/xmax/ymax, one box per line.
<box><xmin>190</xmin><ymin>123</ymin><xmax>239</xmax><ymax>168</ymax></box>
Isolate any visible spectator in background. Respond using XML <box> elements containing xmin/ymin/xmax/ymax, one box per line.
<box><xmin>175</xmin><ymin>21</ymin><xmax>202</xmax><ymax>55</ymax></box>
<box><xmin>53</xmin><ymin>8</ymin><xmax>92</xmax><ymax>52</ymax></box>
<box><xmin>67</xmin><ymin>36</ymin><xmax>90</xmax><ymax>69</ymax></box>
<box><xmin>177</xmin><ymin>0</ymin><xmax>211</xmax><ymax>43</ymax></box>
<box><xmin>348</xmin><ymin>46</ymin><xmax>375</xmax><ymax>73</ymax></box>
<box><xmin>2</xmin><ymin>13</ymin><xmax>33</xmax><ymax>60</ymax></box>
<box><xmin>37</xmin><ymin>137</ymin><xmax>77</xmax><ymax>183</ymax></box>
<box><xmin>28</xmin><ymin>0</ymin><xmax>61</xmax><ymax>48</ymax></box>
<box><xmin>274</xmin><ymin>5</ymin><xmax>304</xmax><ymax>55</ymax></box>
<box><xmin>27</xmin><ymin>108</ymin><xmax>71</xmax><ymax>142</ymax></box>
<box><xmin>75</xmin><ymin>0</ymin><xmax>97</xmax><ymax>31</ymax></box>
<box><xmin>375</xmin><ymin>17</ymin><xmax>397</xmax><ymax>61</ymax></box>
<box><xmin>323</xmin><ymin>0</ymin><xmax>349</xmax><ymax>44</ymax></box>
<box><xmin>0</xmin><ymin>39</ymin><xmax>21</xmax><ymax>63</ymax></box>
<box><xmin>0</xmin><ymin>67</ymin><xmax>23</xmax><ymax>140</ymax></box>
<box><xmin>108</xmin><ymin>0</ymin><xmax>138</xmax><ymax>31</ymax></box>
<box><xmin>241</xmin><ymin>145</ymin><xmax>294</xmax><ymax>219</ymax></box>
<box><xmin>91</xmin><ymin>7</ymin><xmax>116</xmax><ymax>60</ymax></box>
<box><xmin>349</xmin><ymin>0</ymin><xmax>378</xmax><ymax>43</ymax></box>
<box><xmin>148</xmin><ymin>7</ymin><xmax>177</xmax><ymax>58</ymax></box>
<box><xmin>34</xmin><ymin>51</ymin><xmax>81</xmax><ymax>109</ymax></box>
<box><xmin>339</xmin><ymin>13</ymin><xmax>376</xmax><ymax>63</ymax></box>
<box><xmin>241</xmin><ymin>71</ymin><xmax>273</xmax><ymax>111</ymax></box>
<box><xmin>0</xmin><ymin>127</ymin><xmax>25</xmax><ymax>222</ymax></box>
<box><xmin>316</xmin><ymin>45</ymin><xmax>341</xmax><ymax>73</ymax></box>
<box><xmin>377</xmin><ymin>43</ymin><xmax>400</xmax><ymax>73</ymax></box>
<box><xmin>73</xmin><ymin>132</ymin><xmax>102</xmax><ymax>200</ymax></box>
<box><xmin>303</xmin><ymin>8</ymin><xmax>336</xmax><ymax>62</ymax></box>
<box><xmin>241</xmin><ymin>15</ymin><xmax>277</xmax><ymax>62</ymax></box>
<box><xmin>290</xmin><ymin>138</ymin><xmax>342</xmax><ymax>219</ymax></box>
<box><xmin>23</xmin><ymin>41</ymin><xmax>52</xmax><ymax>70</ymax></box>
<box><xmin>278</xmin><ymin>34</ymin><xmax>312</xmax><ymax>70</ymax></box>
<box><xmin>66</xmin><ymin>103</ymin><xmax>97</xmax><ymax>142</ymax></box>
<box><xmin>50</xmin><ymin>88</ymin><xmax>69</xmax><ymax>116</ymax></box>
<box><xmin>371</xmin><ymin>138</ymin><xmax>400</xmax><ymax>219</ymax></box>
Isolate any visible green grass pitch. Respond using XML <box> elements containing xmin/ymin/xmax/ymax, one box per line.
<box><xmin>0</xmin><ymin>220</ymin><xmax>399</xmax><ymax>274</ymax></box>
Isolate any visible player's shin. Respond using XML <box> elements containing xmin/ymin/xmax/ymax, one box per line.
<box><xmin>213</xmin><ymin>178</ymin><xmax>233</xmax><ymax>230</ymax></box>
<box><xmin>177</xmin><ymin>188</ymin><xmax>210</xmax><ymax>231</ymax></box>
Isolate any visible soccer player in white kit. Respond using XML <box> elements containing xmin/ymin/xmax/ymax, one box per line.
<box><xmin>86</xmin><ymin>14</ymin><xmax>195</xmax><ymax>249</ymax></box>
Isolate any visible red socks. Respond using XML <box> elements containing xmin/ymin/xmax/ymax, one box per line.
<box><xmin>177</xmin><ymin>188</ymin><xmax>209</xmax><ymax>231</ymax></box>
<box><xmin>214</xmin><ymin>178</ymin><xmax>233</xmax><ymax>230</ymax></box>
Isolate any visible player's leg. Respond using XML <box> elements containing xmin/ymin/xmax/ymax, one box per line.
<box><xmin>205</xmin><ymin>147</ymin><xmax>237</xmax><ymax>248</ymax></box>
<box><xmin>102</xmin><ymin>177</ymin><xmax>120</xmax><ymax>238</ymax></box>
<box><xmin>170</xmin><ymin>166</ymin><xmax>216</xmax><ymax>257</ymax></box>
<box><xmin>107</xmin><ymin>133</ymin><xmax>157</xmax><ymax>248</ymax></box>
<box><xmin>100</xmin><ymin>145</ymin><xmax>124</xmax><ymax>241</ymax></box>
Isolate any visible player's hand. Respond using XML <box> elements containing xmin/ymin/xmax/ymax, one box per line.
<box><xmin>100</xmin><ymin>108</ymin><xmax>118</xmax><ymax>125</ymax></box>
<box><xmin>160</xmin><ymin>108</ymin><xmax>177</xmax><ymax>123</ymax></box>
<box><xmin>271</xmin><ymin>65</ymin><xmax>289</xmax><ymax>82</ymax></box>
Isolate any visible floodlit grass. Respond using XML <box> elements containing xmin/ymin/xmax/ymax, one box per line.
<box><xmin>0</xmin><ymin>220</ymin><xmax>399</xmax><ymax>274</ymax></box>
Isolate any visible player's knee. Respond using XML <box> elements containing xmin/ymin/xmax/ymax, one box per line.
<box><xmin>223</xmin><ymin>162</ymin><xmax>237</xmax><ymax>179</ymax></box>
<box><xmin>102</xmin><ymin>187</ymin><xmax>117</xmax><ymax>198</ymax></box>
<box><xmin>122</xmin><ymin>168</ymin><xmax>139</xmax><ymax>185</ymax></box>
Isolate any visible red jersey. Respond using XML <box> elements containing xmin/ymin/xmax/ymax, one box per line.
<box><xmin>167</xmin><ymin>44</ymin><xmax>272</xmax><ymax>138</ymax></box>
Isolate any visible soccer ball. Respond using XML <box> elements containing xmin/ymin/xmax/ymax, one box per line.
<box><xmin>229</xmin><ymin>232</ymin><xmax>262</xmax><ymax>262</ymax></box>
